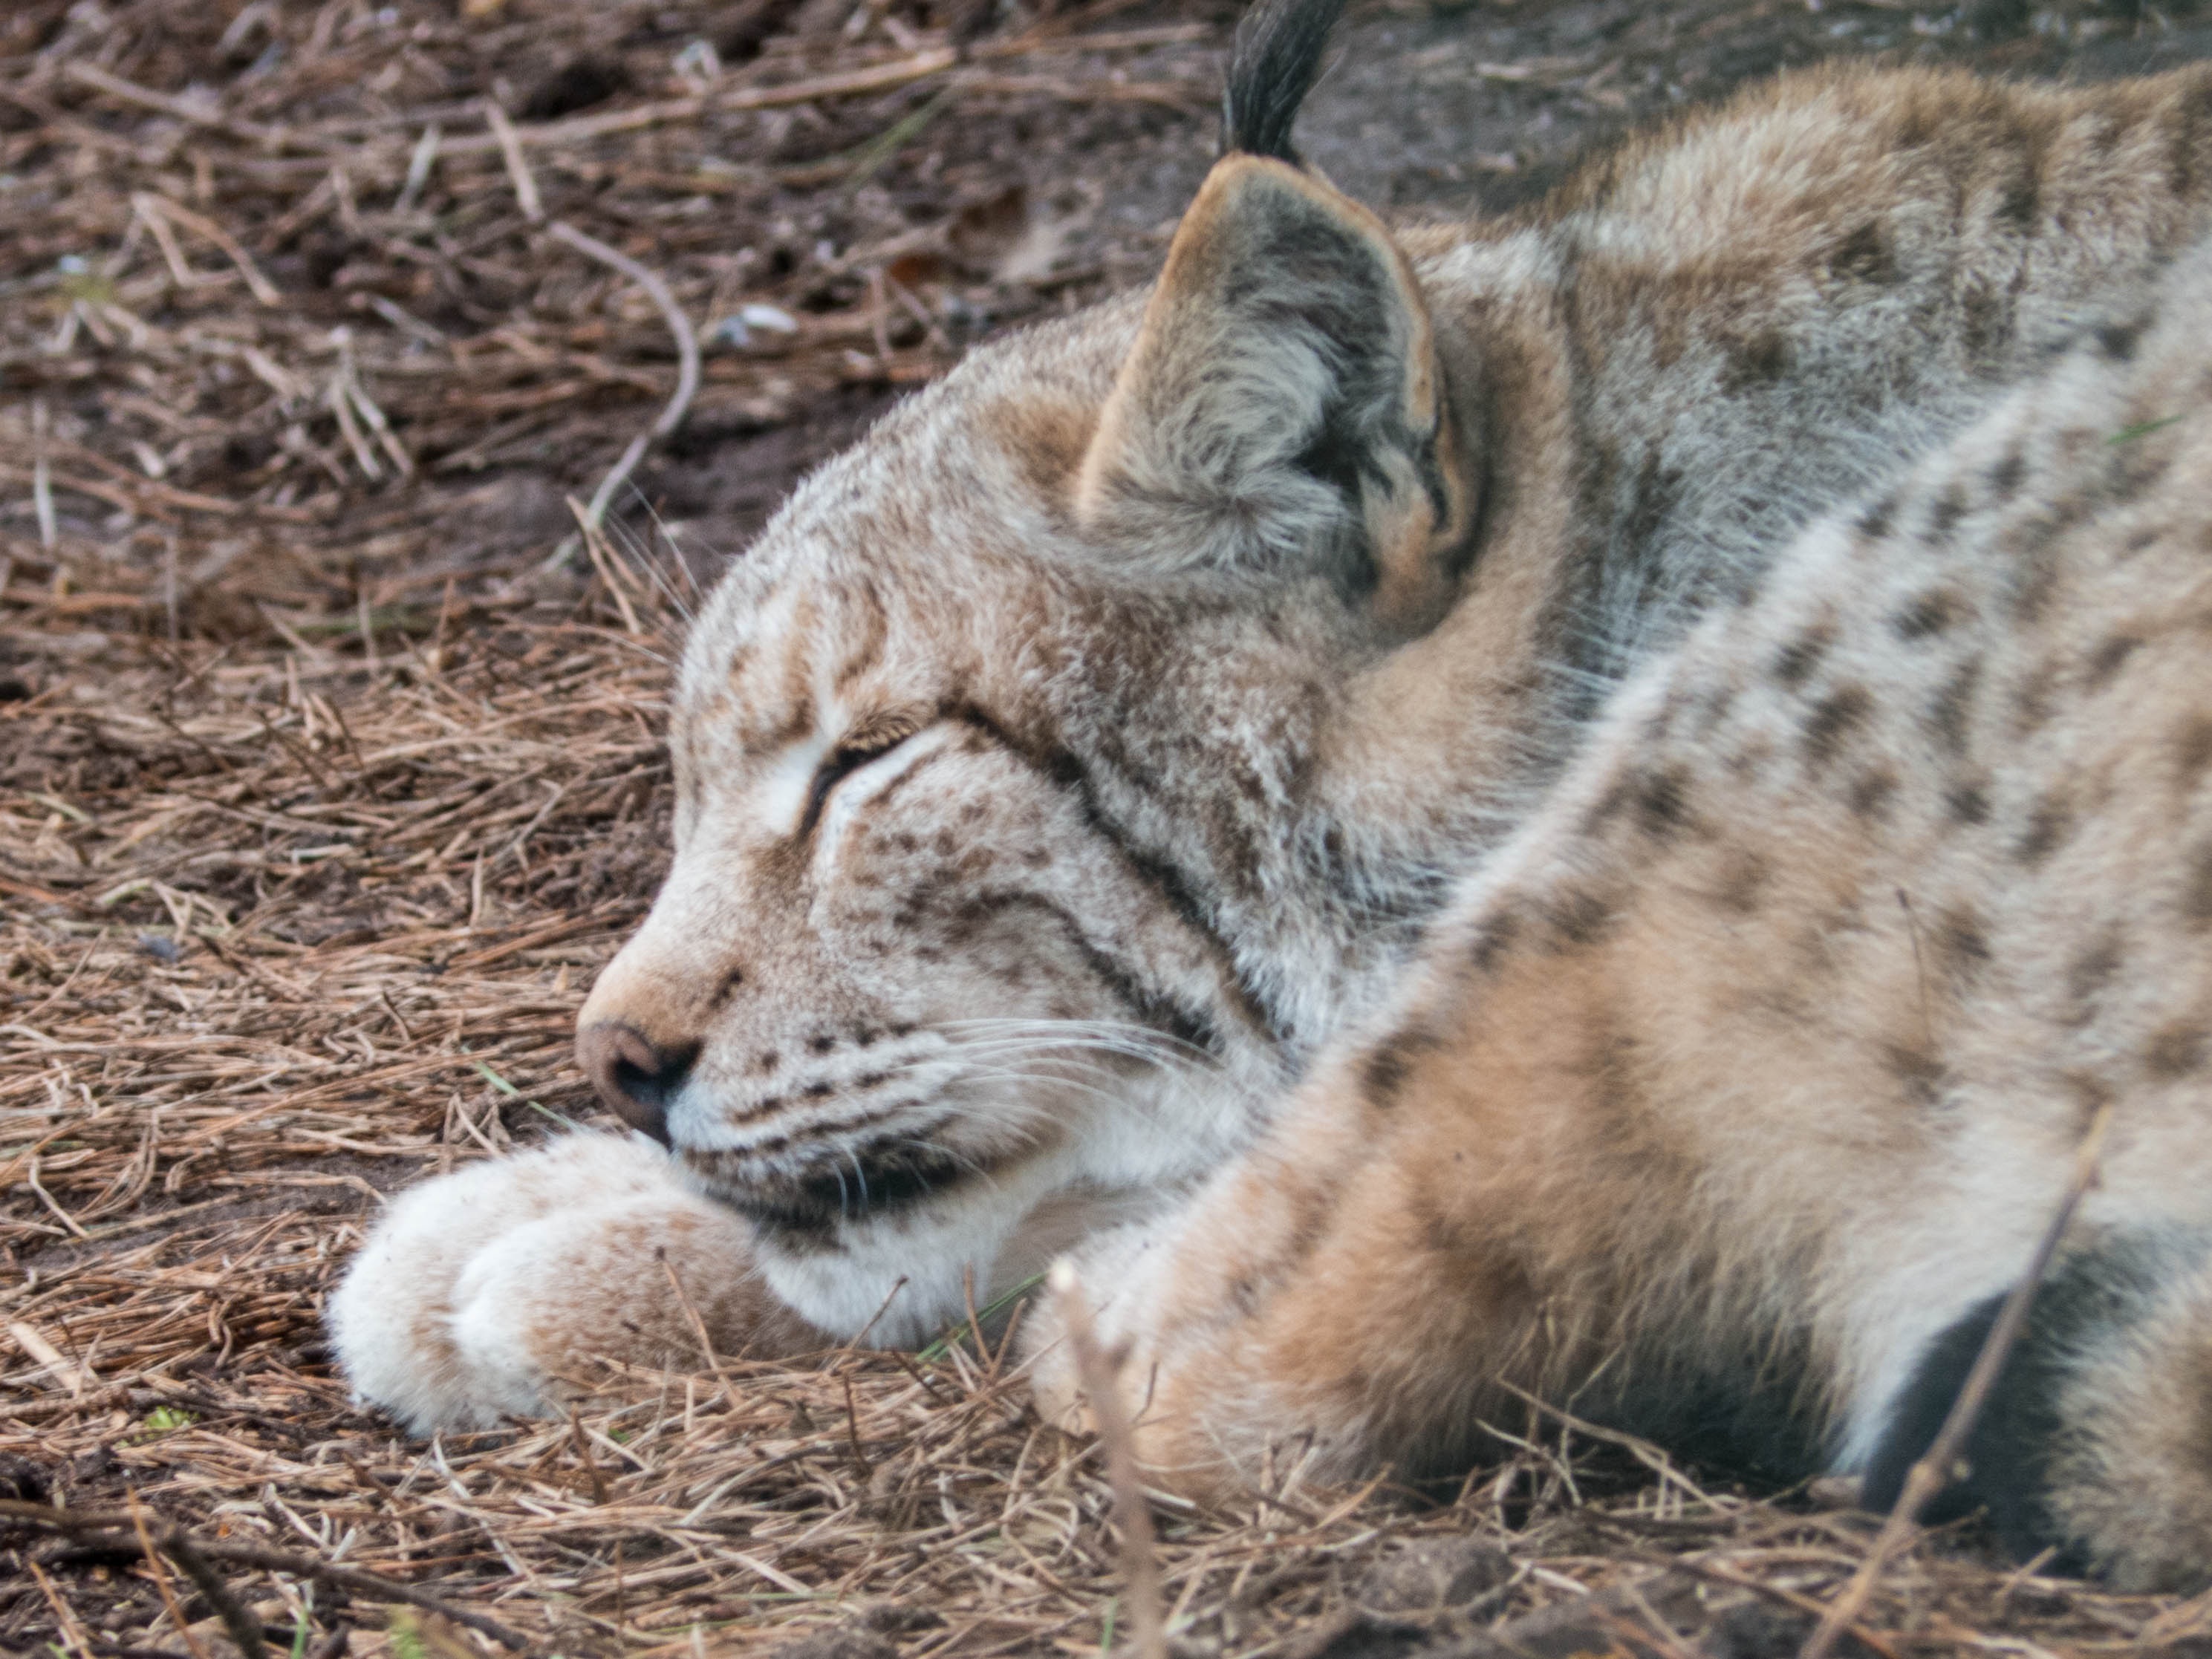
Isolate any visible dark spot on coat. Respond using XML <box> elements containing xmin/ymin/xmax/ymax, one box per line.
<box><xmin>1633</xmin><ymin>766</ymin><xmax>1694</xmax><ymax>841</ymax></box>
<box><xmin>1987</xmin><ymin>448</ymin><xmax>2026</xmax><ymax>498</ymax></box>
<box><xmin>2087</xmin><ymin>634</ymin><xmax>2143</xmax><ymax>688</ymax></box>
<box><xmin>2011</xmin><ymin>665</ymin><xmax>2057</xmax><ymax>739</ymax></box>
<box><xmin>1892</xmin><ymin>589</ymin><xmax>1969</xmax><ymax>641</ymax></box>
<box><xmin>1545</xmin><ymin>884</ymin><xmax>1619</xmax><ymax>946</ymax></box>
<box><xmin>1856</xmin><ymin>493</ymin><xmax>1899</xmax><ymax>541</ymax></box>
<box><xmin>1727</xmin><ymin>735</ymin><xmax>1775</xmax><ymax>780</ymax></box>
<box><xmin>1936</xmin><ymin>904</ymin><xmax>1991</xmax><ymax>983</ymax></box>
<box><xmin>1993</xmin><ymin>170</ymin><xmax>2040</xmax><ymax>229</ymax></box>
<box><xmin>708</xmin><ymin>965</ymin><xmax>746</xmax><ymax>1011</ymax></box>
<box><xmin>2187</xmin><ymin>842</ymin><xmax>2212</xmax><ymax>929</ymax></box>
<box><xmin>2165</xmin><ymin>79</ymin><xmax>2212</xmax><ymax>200</ymax></box>
<box><xmin>1575</xmin><ymin>1022</ymin><xmax>1645</xmax><ymax>1126</ymax></box>
<box><xmin>1582</xmin><ymin>776</ymin><xmax>1633</xmax><ymax>835</ymax></box>
<box><xmin>2096</xmin><ymin>316</ymin><xmax>2147</xmax><ymax>362</ymax></box>
<box><xmin>1945</xmin><ymin>782</ymin><xmax>1991</xmax><ymax>827</ymax></box>
<box><xmin>1883</xmin><ymin>1040</ymin><xmax>1950</xmax><ymax>1108</ymax></box>
<box><xmin>2146</xmin><ymin>1021</ymin><xmax>2209</xmax><ymax>1080</ymax></box>
<box><xmin>1641</xmin><ymin>688</ymin><xmax>1691</xmax><ymax>748</ymax></box>
<box><xmin>1928</xmin><ymin>660</ymin><xmax>1983</xmax><ymax>754</ymax></box>
<box><xmin>1362</xmin><ymin>1044</ymin><xmax>1413</xmax><ymax>1109</ymax></box>
<box><xmin>2173</xmin><ymin>715</ymin><xmax>2212</xmax><ymax>790</ymax></box>
<box><xmin>2014</xmin><ymin>794</ymin><xmax>2073</xmax><ymax>866</ymax></box>
<box><xmin>1283</xmin><ymin>1182</ymin><xmax>1335</xmax><ymax>1267</ymax></box>
<box><xmin>1960</xmin><ymin>279</ymin><xmax>2011</xmax><ymax>359</ymax></box>
<box><xmin>1850</xmin><ymin>767</ymin><xmax>1899</xmax><ymax>821</ymax></box>
<box><xmin>1465</xmin><ymin>909</ymin><xmax>1523</xmax><ymax>976</ymax></box>
<box><xmin>1803</xmin><ymin>685</ymin><xmax>1873</xmax><ymax>768</ymax></box>
<box><xmin>2066</xmin><ymin>933</ymin><xmax>2123</xmax><ymax>1019</ymax></box>
<box><xmin>1362</xmin><ymin>1025</ymin><xmax>1443</xmax><ymax>1109</ymax></box>
<box><xmin>1714</xmin><ymin>846</ymin><xmax>1769</xmax><ymax>913</ymax></box>
<box><xmin>1772</xmin><ymin>624</ymin><xmax>1836</xmax><ymax>688</ymax></box>
<box><xmin>992</xmin><ymin>400</ymin><xmax>1096</xmax><ymax>503</ymax></box>
<box><xmin>1925</xmin><ymin>486</ymin><xmax>1968</xmax><ymax>544</ymax></box>
<box><xmin>1619</xmin><ymin>451</ymin><xmax>1686</xmax><ymax>568</ymax></box>
<box><xmin>1694</xmin><ymin>681</ymin><xmax>1740</xmax><ymax>736</ymax></box>
<box><xmin>2007</xmin><ymin>539</ymin><xmax>2063</xmax><ymax>625</ymax></box>
<box><xmin>1724</xmin><ymin>329</ymin><xmax>1792</xmax><ymax>391</ymax></box>
<box><xmin>1832</xmin><ymin>221</ymin><xmax>1895</xmax><ymax>284</ymax></box>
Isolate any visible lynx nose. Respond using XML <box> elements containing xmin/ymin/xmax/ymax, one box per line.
<box><xmin>578</xmin><ymin>1023</ymin><xmax>696</xmax><ymax>1147</ymax></box>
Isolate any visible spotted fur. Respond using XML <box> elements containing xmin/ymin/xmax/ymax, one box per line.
<box><xmin>1031</xmin><ymin>236</ymin><xmax>2212</xmax><ymax>1588</ymax></box>
<box><xmin>332</xmin><ymin>0</ymin><xmax>2212</xmax><ymax>1584</ymax></box>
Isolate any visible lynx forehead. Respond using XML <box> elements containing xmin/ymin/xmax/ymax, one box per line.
<box><xmin>333</xmin><ymin>0</ymin><xmax>2212</xmax><ymax>1591</ymax></box>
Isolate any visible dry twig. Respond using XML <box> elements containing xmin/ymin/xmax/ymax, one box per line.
<box><xmin>1049</xmin><ymin>1259</ymin><xmax>1168</xmax><ymax>1659</ymax></box>
<box><xmin>1800</xmin><ymin>1098</ymin><xmax>2118</xmax><ymax>1659</ymax></box>
<box><xmin>0</xmin><ymin>1499</ymin><xmax>530</xmax><ymax>1653</ymax></box>
<box><xmin>546</xmin><ymin>221</ymin><xmax>703</xmax><ymax>529</ymax></box>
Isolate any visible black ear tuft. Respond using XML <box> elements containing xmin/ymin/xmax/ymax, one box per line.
<box><xmin>1221</xmin><ymin>0</ymin><xmax>1347</xmax><ymax>164</ymax></box>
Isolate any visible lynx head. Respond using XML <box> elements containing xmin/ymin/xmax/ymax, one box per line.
<box><xmin>574</xmin><ymin>0</ymin><xmax>1481</xmax><ymax>1343</ymax></box>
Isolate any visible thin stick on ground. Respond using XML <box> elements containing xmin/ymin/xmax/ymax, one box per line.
<box><xmin>0</xmin><ymin>1500</ymin><xmax>533</xmax><ymax>1654</ymax></box>
<box><xmin>657</xmin><ymin>1242</ymin><xmax>738</xmax><ymax>1399</ymax></box>
<box><xmin>484</xmin><ymin>99</ymin><xmax>543</xmax><ymax>226</ymax></box>
<box><xmin>129</xmin><ymin>1493</ymin><xmax>214</xmax><ymax>1659</ymax></box>
<box><xmin>1049</xmin><ymin>1258</ymin><xmax>1167</xmax><ymax>1659</ymax></box>
<box><xmin>1799</xmin><ymin>1098</ymin><xmax>2118</xmax><ymax>1659</ymax></box>
<box><xmin>547</xmin><ymin>221</ymin><xmax>703</xmax><ymax>530</ymax></box>
<box><xmin>154</xmin><ymin>1522</ymin><xmax>270</xmax><ymax>1659</ymax></box>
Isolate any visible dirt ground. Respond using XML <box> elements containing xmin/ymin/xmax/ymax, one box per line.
<box><xmin>8</xmin><ymin>1</ymin><xmax>2212</xmax><ymax>1655</ymax></box>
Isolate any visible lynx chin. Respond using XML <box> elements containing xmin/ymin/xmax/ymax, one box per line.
<box><xmin>333</xmin><ymin>0</ymin><xmax>2212</xmax><ymax>1590</ymax></box>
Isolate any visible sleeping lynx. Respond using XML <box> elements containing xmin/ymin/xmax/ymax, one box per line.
<box><xmin>333</xmin><ymin>0</ymin><xmax>2212</xmax><ymax>1587</ymax></box>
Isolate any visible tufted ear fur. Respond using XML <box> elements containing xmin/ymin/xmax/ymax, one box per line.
<box><xmin>1075</xmin><ymin>154</ymin><xmax>1474</xmax><ymax>629</ymax></box>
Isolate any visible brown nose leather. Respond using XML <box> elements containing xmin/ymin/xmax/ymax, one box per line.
<box><xmin>576</xmin><ymin>1022</ymin><xmax>695</xmax><ymax>1147</ymax></box>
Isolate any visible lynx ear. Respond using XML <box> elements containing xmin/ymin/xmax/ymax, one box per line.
<box><xmin>1075</xmin><ymin>155</ymin><xmax>1472</xmax><ymax>628</ymax></box>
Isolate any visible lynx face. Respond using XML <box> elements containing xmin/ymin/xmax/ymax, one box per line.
<box><xmin>575</xmin><ymin>301</ymin><xmax>1364</xmax><ymax>1341</ymax></box>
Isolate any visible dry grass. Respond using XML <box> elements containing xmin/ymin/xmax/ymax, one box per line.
<box><xmin>7</xmin><ymin>0</ymin><xmax>2212</xmax><ymax>1655</ymax></box>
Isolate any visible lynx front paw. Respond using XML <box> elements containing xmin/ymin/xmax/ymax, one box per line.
<box><xmin>331</xmin><ymin>1133</ymin><xmax>816</xmax><ymax>1433</ymax></box>
<box><xmin>1024</xmin><ymin>1234</ymin><xmax>1243</xmax><ymax>1501</ymax></box>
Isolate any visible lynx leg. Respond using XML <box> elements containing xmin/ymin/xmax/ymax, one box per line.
<box><xmin>331</xmin><ymin>1134</ymin><xmax>821</xmax><ymax>1432</ymax></box>
<box><xmin>1032</xmin><ymin>942</ymin><xmax>1659</xmax><ymax>1502</ymax></box>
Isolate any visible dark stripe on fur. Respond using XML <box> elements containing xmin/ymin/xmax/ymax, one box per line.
<box><xmin>1221</xmin><ymin>0</ymin><xmax>1346</xmax><ymax>163</ymax></box>
<box><xmin>947</xmin><ymin>889</ymin><xmax>1228</xmax><ymax>1058</ymax></box>
<box><xmin>951</xmin><ymin>704</ymin><xmax>1287</xmax><ymax>1049</ymax></box>
<box><xmin>724</xmin><ymin>1136</ymin><xmax>1001</xmax><ymax>1244</ymax></box>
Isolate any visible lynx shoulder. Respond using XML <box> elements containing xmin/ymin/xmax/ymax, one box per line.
<box><xmin>333</xmin><ymin>0</ymin><xmax>2212</xmax><ymax>1587</ymax></box>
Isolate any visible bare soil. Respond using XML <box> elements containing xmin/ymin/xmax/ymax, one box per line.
<box><xmin>6</xmin><ymin>1</ymin><xmax>2212</xmax><ymax>1656</ymax></box>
